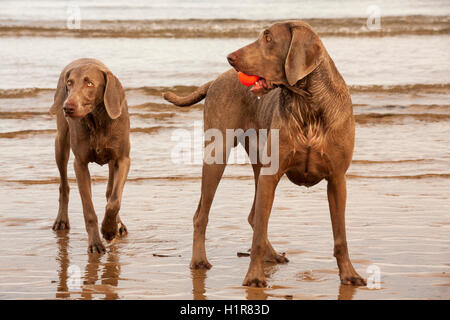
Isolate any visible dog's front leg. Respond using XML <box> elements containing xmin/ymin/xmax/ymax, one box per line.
<box><xmin>101</xmin><ymin>156</ymin><xmax>130</xmax><ymax>241</ymax></box>
<box><xmin>52</xmin><ymin>119</ymin><xmax>71</xmax><ymax>231</ymax></box>
<box><xmin>243</xmin><ymin>173</ymin><xmax>281</xmax><ymax>287</ymax></box>
<box><xmin>105</xmin><ymin>161</ymin><xmax>128</xmax><ymax>237</ymax></box>
<box><xmin>74</xmin><ymin>159</ymin><xmax>105</xmax><ymax>254</ymax></box>
<box><xmin>327</xmin><ymin>174</ymin><xmax>366</xmax><ymax>286</ymax></box>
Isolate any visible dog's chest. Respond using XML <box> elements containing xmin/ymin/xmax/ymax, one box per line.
<box><xmin>286</xmin><ymin>150</ymin><xmax>330</xmax><ymax>187</ymax></box>
<box><xmin>87</xmin><ymin>132</ymin><xmax>117</xmax><ymax>165</ymax></box>
<box><xmin>81</xmin><ymin>118</ymin><xmax>118</xmax><ymax>165</ymax></box>
<box><xmin>281</xmin><ymin>95</ymin><xmax>331</xmax><ymax>185</ymax></box>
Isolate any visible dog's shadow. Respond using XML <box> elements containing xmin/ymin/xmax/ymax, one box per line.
<box><xmin>55</xmin><ymin>231</ymin><xmax>120</xmax><ymax>300</ymax></box>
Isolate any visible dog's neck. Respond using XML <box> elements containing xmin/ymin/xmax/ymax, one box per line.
<box><xmin>81</xmin><ymin>103</ymin><xmax>114</xmax><ymax>152</ymax></box>
<box><xmin>83</xmin><ymin>103</ymin><xmax>112</xmax><ymax>131</ymax></box>
<box><xmin>282</xmin><ymin>57</ymin><xmax>352</xmax><ymax>131</ymax></box>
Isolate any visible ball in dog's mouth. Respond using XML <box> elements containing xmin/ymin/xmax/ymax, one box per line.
<box><xmin>237</xmin><ymin>71</ymin><xmax>269</xmax><ymax>94</ymax></box>
<box><xmin>250</xmin><ymin>78</ymin><xmax>268</xmax><ymax>93</ymax></box>
<box><xmin>238</xmin><ymin>72</ymin><xmax>259</xmax><ymax>86</ymax></box>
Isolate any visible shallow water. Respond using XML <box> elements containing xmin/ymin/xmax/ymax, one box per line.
<box><xmin>0</xmin><ymin>175</ymin><xmax>449</xmax><ymax>299</ymax></box>
<box><xmin>0</xmin><ymin>0</ymin><xmax>449</xmax><ymax>300</ymax></box>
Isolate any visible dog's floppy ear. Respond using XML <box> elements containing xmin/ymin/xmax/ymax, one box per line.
<box><xmin>49</xmin><ymin>69</ymin><xmax>70</xmax><ymax>115</ymax></box>
<box><xmin>103</xmin><ymin>71</ymin><xmax>125</xmax><ymax>120</ymax></box>
<box><xmin>284</xmin><ymin>24</ymin><xmax>324</xmax><ymax>86</ymax></box>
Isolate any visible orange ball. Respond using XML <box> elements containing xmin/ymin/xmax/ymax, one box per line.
<box><xmin>238</xmin><ymin>72</ymin><xmax>259</xmax><ymax>87</ymax></box>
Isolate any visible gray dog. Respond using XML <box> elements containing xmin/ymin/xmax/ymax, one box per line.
<box><xmin>164</xmin><ymin>21</ymin><xmax>366</xmax><ymax>287</ymax></box>
<box><xmin>50</xmin><ymin>58</ymin><xmax>130</xmax><ymax>253</ymax></box>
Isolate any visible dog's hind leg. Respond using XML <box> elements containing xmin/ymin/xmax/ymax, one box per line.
<box><xmin>190</xmin><ymin>161</ymin><xmax>226</xmax><ymax>269</ymax></box>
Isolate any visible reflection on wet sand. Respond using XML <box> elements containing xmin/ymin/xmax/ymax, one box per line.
<box><xmin>82</xmin><ymin>249</ymin><xmax>121</xmax><ymax>300</ymax></box>
<box><xmin>192</xmin><ymin>260</ymin><xmax>290</xmax><ymax>300</ymax></box>
<box><xmin>338</xmin><ymin>284</ymin><xmax>357</xmax><ymax>300</ymax></box>
<box><xmin>246</xmin><ymin>287</ymin><xmax>270</xmax><ymax>300</ymax></box>
<box><xmin>55</xmin><ymin>230</ymin><xmax>70</xmax><ymax>299</ymax></box>
<box><xmin>191</xmin><ymin>269</ymin><xmax>207</xmax><ymax>300</ymax></box>
<box><xmin>55</xmin><ymin>232</ymin><xmax>121</xmax><ymax>300</ymax></box>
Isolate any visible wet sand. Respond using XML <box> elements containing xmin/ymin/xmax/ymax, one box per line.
<box><xmin>0</xmin><ymin>174</ymin><xmax>448</xmax><ymax>299</ymax></box>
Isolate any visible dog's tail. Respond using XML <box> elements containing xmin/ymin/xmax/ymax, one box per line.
<box><xmin>163</xmin><ymin>81</ymin><xmax>213</xmax><ymax>107</ymax></box>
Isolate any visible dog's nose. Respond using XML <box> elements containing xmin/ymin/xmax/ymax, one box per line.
<box><xmin>63</xmin><ymin>102</ymin><xmax>75</xmax><ymax>115</ymax></box>
<box><xmin>227</xmin><ymin>52</ymin><xmax>238</xmax><ymax>66</ymax></box>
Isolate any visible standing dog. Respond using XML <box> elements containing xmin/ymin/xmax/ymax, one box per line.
<box><xmin>164</xmin><ymin>21</ymin><xmax>366</xmax><ymax>287</ymax></box>
<box><xmin>50</xmin><ymin>58</ymin><xmax>130</xmax><ymax>253</ymax></box>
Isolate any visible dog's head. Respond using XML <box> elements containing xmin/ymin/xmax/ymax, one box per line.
<box><xmin>227</xmin><ymin>21</ymin><xmax>325</xmax><ymax>95</ymax></box>
<box><xmin>49</xmin><ymin>62</ymin><xmax>125</xmax><ymax>119</ymax></box>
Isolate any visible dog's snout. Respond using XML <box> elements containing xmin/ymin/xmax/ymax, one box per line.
<box><xmin>227</xmin><ymin>52</ymin><xmax>238</xmax><ymax>66</ymax></box>
<box><xmin>63</xmin><ymin>101</ymin><xmax>76</xmax><ymax>115</ymax></box>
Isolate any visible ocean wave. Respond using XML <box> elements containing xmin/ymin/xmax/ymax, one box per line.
<box><xmin>354</xmin><ymin>113</ymin><xmax>450</xmax><ymax>124</ymax></box>
<box><xmin>134</xmin><ymin>83</ymin><xmax>450</xmax><ymax>97</ymax></box>
<box><xmin>0</xmin><ymin>86</ymin><xmax>202</xmax><ymax>99</ymax></box>
<box><xmin>1</xmin><ymin>108</ymin><xmax>448</xmax><ymax>140</ymax></box>
<box><xmin>131</xmin><ymin>126</ymin><xmax>170</xmax><ymax>134</ymax></box>
<box><xmin>346</xmin><ymin>173</ymin><xmax>450</xmax><ymax>179</ymax></box>
<box><xmin>0</xmin><ymin>15</ymin><xmax>448</xmax><ymax>38</ymax></box>
<box><xmin>349</xmin><ymin>83</ymin><xmax>450</xmax><ymax>94</ymax></box>
<box><xmin>128</xmin><ymin>83</ymin><xmax>450</xmax><ymax>97</ymax></box>
<box><xmin>2</xmin><ymin>172</ymin><xmax>449</xmax><ymax>185</ymax></box>
<box><xmin>0</xmin><ymin>126</ymin><xmax>177</xmax><ymax>138</ymax></box>
<box><xmin>0</xmin><ymin>88</ymin><xmax>53</xmax><ymax>98</ymax></box>
<box><xmin>0</xmin><ymin>110</ymin><xmax>176</xmax><ymax>120</ymax></box>
<box><xmin>1</xmin><ymin>83</ymin><xmax>448</xmax><ymax>99</ymax></box>
<box><xmin>352</xmin><ymin>159</ymin><xmax>435</xmax><ymax>164</ymax></box>
<box><xmin>0</xmin><ymin>129</ymin><xmax>55</xmax><ymax>139</ymax></box>
<box><xmin>0</xmin><ymin>111</ymin><xmax>50</xmax><ymax>119</ymax></box>
<box><xmin>1</xmin><ymin>108</ymin><xmax>448</xmax><ymax>126</ymax></box>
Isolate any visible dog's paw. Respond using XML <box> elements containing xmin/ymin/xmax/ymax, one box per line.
<box><xmin>340</xmin><ymin>273</ymin><xmax>367</xmax><ymax>286</ymax></box>
<box><xmin>101</xmin><ymin>219</ymin><xmax>118</xmax><ymax>241</ymax></box>
<box><xmin>242</xmin><ymin>276</ymin><xmax>267</xmax><ymax>288</ymax></box>
<box><xmin>52</xmin><ymin>218</ymin><xmax>70</xmax><ymax>231</ymax></box>
<box><xmin>88</xmin><ymin>241</ymin><xmax>106</xmax><ymax>254</ymax></box>
<box><xmin>118</xmin><ymin>222</ymin><xmax>128</xmax><ymax>237</ymax></box>
<box><xmin>190</xmin><ymin>259</ymin><xmax>212</xmax><ymax>270</ymax></box>
<box><xmin>101</xmin><ymin>227</ymin><xmax>117</xmax><ymax>241</ymax></box>
<box><xmin>243</xmin><ymin>268</ymin><xmax>267</xmax><ymax>288</ymax></box>
<box><xmin>265</xmin><ymin>250</ymin><xmax>289</xmax><ymax>264</ymax></box>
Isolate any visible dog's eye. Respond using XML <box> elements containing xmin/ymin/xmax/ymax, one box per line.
<box><xmin>265</xmin><ymin>35</ymin><xmax>272</xmax><ymax>42</ymax></box>
<box><xmin>87</xmin><ymin>81</ymin><xmax>94</xmax><ymax>87</ymax></box>
<box><xmin>66</xmin><ymin>80</ymin><xmax>72</xmax><ymax>86</ymax></box>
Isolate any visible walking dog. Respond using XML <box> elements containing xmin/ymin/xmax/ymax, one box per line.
<box><xmin>50</xmin><ymin>58</ymin><xmax>130</xmax><ymax>253</ymax></box>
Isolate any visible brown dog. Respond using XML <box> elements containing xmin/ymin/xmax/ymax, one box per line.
<box><xmin>164</xmin><ymin>21</ymin><xmax>366</xmax><ymax>287</ymax></box>
<box><xmin>50</xmin><ymin>58</ymin><xmax>130</xmax><ymax>253</ymax></box>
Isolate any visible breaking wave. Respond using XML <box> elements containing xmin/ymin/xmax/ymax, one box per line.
<box><xmin>0</xmin><ymin>15</ymin><xmax>448</xmax><ymax>38</ymax></box>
